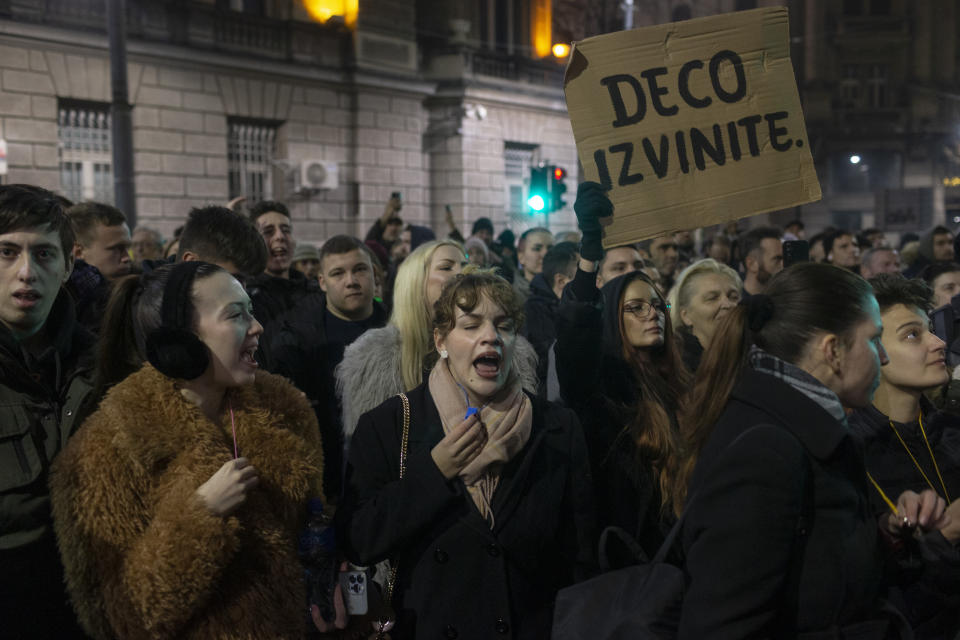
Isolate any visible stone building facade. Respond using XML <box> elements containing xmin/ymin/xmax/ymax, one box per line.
<box><xmin>0</xmin><ymin>0</ymin><xmax>578</xmax><ymax>244</ymax></box>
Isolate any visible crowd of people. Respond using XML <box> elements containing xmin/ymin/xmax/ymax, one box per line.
<box><xmin>2</xmin><ymin>179</ymin><xmax>960</xmax><ymax>640</ymax></box>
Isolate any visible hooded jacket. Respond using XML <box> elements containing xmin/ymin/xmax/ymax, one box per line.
<box><xmin>335</xmin><ymin>325</ymin><xmax>540</xmax><ymax>444</ymax></box>
<box><xmin>49</xmin><ymin>365</ymin><xmax>324</xmax><ymax>640</ymax></box>
<box><xmin>849</xmin><ymin>401</ymin><xmax>960</xmax><ymax>638</ymax></box>
<box><xmin>555</xmin><ymin>269</ymin><xmax>671</xmax><ymax>561</ymax></box>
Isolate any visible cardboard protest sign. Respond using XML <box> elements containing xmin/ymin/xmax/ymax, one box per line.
<box><xmin>564</xmin><ymin>7</ymin><xmax>821</xmax><ymax>247</ymax></box>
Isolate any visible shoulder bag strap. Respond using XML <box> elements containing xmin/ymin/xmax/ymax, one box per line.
<box><xmin>384</xmin><ymin>393</ymin><xmax>411</xmax><ymax>605</ymax></box>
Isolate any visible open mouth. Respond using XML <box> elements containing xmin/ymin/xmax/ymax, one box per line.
<box><xmin>473</xmin><ymin>352</ymin><xmax>502</xmax><ymax>379</ymax></box>
<box><xmin>239</xmin><ymin>346</ymin><xmax>259</xmax><ymax>368</ymax></box>
<box><xmin>270</xmin><ymin>247</ymin><xmax>288</xmax><ymax>259</ymax></box>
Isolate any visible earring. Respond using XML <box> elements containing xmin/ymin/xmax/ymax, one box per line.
<box><xmin>440</xmin><ymin>349</ymin><xmax>448</xmax><ymax>359</ymax></box>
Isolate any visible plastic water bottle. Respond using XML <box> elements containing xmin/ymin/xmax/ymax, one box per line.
<box><xmin>299</xmin><ymin>498</ymin><xmax>337</xmax><ymax>624</ymax></box>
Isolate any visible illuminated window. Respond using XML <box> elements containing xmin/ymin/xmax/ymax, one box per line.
<box><xmin>58</xmin><ymin>101</ymin><xmax>113</xmax><ymax>204</ymax></box>
<box><xmin>302</xmin><ymin>0</ymin><xmax>358</xmax><ymax>28</ymax></box>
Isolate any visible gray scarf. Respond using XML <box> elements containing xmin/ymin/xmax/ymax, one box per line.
<box><xmin>748</xmin><ymin>345</ymin><xmax>847</xmax><ymax>425</ymax></box>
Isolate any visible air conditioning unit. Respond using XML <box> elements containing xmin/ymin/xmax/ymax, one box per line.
<box><xmin>299</xmin><ymin>160</ymin><xmax>338</xmax><ymax>191</ymax></box>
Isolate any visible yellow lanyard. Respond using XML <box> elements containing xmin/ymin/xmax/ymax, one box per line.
<box><xmin>888</xmin><ymin>414</ymin><xmax>951</xmax><ymax>503</ymax></box>
<box><xmin>867</xmin><ymin>413</ymin><xmax>952</xmax><ymax>516</ymax></box>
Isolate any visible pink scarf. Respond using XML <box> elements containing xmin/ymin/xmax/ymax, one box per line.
<box><xmin>428</xmin><ymin>359</ymin><xmax>532</xmax><ymax>527</ymax></box>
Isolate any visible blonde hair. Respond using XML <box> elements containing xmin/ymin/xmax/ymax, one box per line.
<box><xmin>390</xmin><ymin>239</ymin><xmax>466</xmax><ymax>390</ymax></box>
<box><xmin>667</xmin><ymin>258</ymin><xmax>742</xmax><ymax>328</ymax></box>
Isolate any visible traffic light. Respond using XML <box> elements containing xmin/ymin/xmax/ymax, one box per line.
<box><xmin>527</xmin><ymin>165</ymin><xmax>548</xmax><ymax>214</ymax></box>
<box><xmin>551</xmin><ymin>166</ymin><xmax>567</xmax><ymax>211</ymax></box>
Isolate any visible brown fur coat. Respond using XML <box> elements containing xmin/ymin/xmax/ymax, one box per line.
<box><xmin>50</xmin><ymin>365</ymin><xmax>324</xmax><ymax>640</ymax></box>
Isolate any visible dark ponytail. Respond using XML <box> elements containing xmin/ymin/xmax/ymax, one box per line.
<box><xmin>670</xmin><ymin>262</ymin><xmax>874</xmax><ymax>513</ymax></box>
<box><xmin>93</xmin><ymin>262</ymin><xmax>224</xmax><ymax>397</ymax></box>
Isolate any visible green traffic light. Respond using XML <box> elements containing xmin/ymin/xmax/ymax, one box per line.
<box><xmin>527</xmin><ymin>194</ymin><xmax>546</xmax><ymax>212</ymax></box>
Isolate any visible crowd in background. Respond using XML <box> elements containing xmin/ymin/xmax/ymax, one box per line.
<box><xmin>3</xmin><ymin>180</ymin><xmax>960</xmax><ymax>640</ymax></box>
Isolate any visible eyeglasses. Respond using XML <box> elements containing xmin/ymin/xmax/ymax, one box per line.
<box><xmin>623</xmin><ymin>300</ymin><xmax>669</xmax><ymax>318</ymax></box>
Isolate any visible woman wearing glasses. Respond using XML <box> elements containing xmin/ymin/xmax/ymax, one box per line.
<box><xmin>555</xmin><ymin>182</ymin><xmax>690</xmax><ymax>565</ymax></box>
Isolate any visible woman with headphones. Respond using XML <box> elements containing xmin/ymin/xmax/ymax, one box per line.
<box><xmin>49</xmin><ymin>261</ymin><xmax>325</xmax><ymax>639</ymax></box>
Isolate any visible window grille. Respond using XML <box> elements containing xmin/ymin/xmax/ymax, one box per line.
<box><xmin>228</xmin><ymin>119</ymin><xmax>277</xmax><ymax>203</ymax></box>
<box><xmin>58</xmin><ymin>102</ymin><xmax>113</xmax><ymax>203</ymax></box>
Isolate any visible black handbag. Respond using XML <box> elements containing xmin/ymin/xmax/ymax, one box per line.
<box><xmin>552</xmin><ymin>512</ymin><xmax>686</xmax><ymax>640</ymax></box>
<box><xmin>552</xmin><ymin>425</ymin><xmax>777</xmax><ymax>640</ymax></box>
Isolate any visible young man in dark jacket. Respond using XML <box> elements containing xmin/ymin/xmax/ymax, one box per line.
<box><xmin>0</xmin><ymin>184</ymin><xmax>95</xmax><ymax>638</ymax></box>
<box><xmin>264</xmin><ymin>235</ymin><xmax>388</xmax><ymax>500</ymax></box>
<box><xmin>246</xmin><ymin>200</ymin><xmax>323</xmax><ymax>328</ymax></box>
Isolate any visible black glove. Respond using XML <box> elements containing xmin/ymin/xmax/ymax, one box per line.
<box><xmin>573</xmin><ymin>181</ymin><xmax>612</xmax><ymax>262</ymax></box>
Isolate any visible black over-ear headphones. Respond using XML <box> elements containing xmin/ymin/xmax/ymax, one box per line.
<box><xmin>145</xmin><ymin>261</ymin><xmax>210</xmax><ymax>380</ymax></box>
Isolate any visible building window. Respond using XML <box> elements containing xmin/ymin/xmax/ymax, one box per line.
<box><xmin>58</xmin><ymin>101</ymin><xmax>113</xmax><ymax>204</ymax></box>
<box><xmin>227</xmin><ymin>119</ymin><xmax>278</xmax><ymax>203</ymax></box>
<box><xmin>504</xmin><ymin>142</ymin><xmax>537</xmax><ymax>217</ymax></box>
<box><xmin>839</xmin><ymin>64</ymin><xmax>861</xmax><ymax>108</ymax></box>
<box><xmin>866</xmin><ymin>65</ymin><xmax>888</xmax><ymax>108</ymax></box>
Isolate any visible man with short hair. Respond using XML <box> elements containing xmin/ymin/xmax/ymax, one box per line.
<box><xmin>597</xmin><ymin>244</ymin><xmax>644</xmax><ymax>288</ymax></box>
<box><xmin>740</xmin><ymin>226</ymin><xmax>784</xmax><ymax>299</ymax></box>
<box><xmin>0</xmin><ymin>185</ymin><xmax>94</xmax><ymax>638</ymax></box>
<box><xmin>177</xmin><ymin>205</ymin><xmax>268</xmax><ymax>279</ymax></box>
<box><xmin>246</xmin><ymin>200</ymin><xmax>322</xmax><ymax>328</ymax></box>
<box><xmin>67</xmin><ymin>201</ymin><xmax>132</xmax><ymax>281</ymax></box>
<box><xmin>921</xmin><ymin>262</ymin><xmax>960</xmax><ymax>309</ymax></box>
<box><xmin>641</xmin><ymin>234</ymin><xmax>680</xmax><ymax>291</ymax></box>
<box><xmin>824</xmin><ymin>230</ymin><xmax>860</xmax><ymax>272</ymax></box>
<box><xmin>906</xmin><ymin>226</ymin><xmax>955</xmax><ymax>278</ymax></box>
<box><xmin>265</xmin><ymin>235</ymin><xmax>387</xmax><ymax>499</ymax></box>
<box><xmin>131</xmin><ymin>226</ymin><xmax>164</xmax><ymax>262</ymax></box>
<box><xmin>63</xmin><ymin>201</ymin><xmax>132</xmax><ymax>336</ymax></box>
<box><xmin>860</xmin><ymin>247</ymin><xmax>901</xmax><ymax>279</ymax></box>
<box><xmin>513</xmin><ymin>227</ymin><xmax>553</xmax><ymax>302</ymax></box>
<box><xmin>524</xmin><ymin>242</ymin><xmax>578</xmax><ymax>398</ymax></box>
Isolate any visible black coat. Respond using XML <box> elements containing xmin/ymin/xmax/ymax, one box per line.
<box><xmin>247</xmin><ymin>268</ymin><xmax>323</xmax><ymax>331</ymax></box>
<box><xmin>262</xmin><ymin>292</ymin><xmax>387</xmax><ymax>501</ymax></box>
<box><xmin>849</xmin><ymin>402</ymin><xmax>960</xmax><ymax>639</ymax></box>
<box><xmin>522</xmin><ymin>273</ymin><xmax>559</xmax><ymax>398</ymax></box>
<box><xmin>556</xmin><ymin>269</ymin><xmax>670</xmax><ymax>561</ymax></box>
<box><xmin>679</xmin><ymin>369</ymin><xmax>905</xmax><ymax>639</ymax></box>
<box><xmin>336</xmin><ymin>382</ymin><xmax>596</xmax><ymax>640</ymax></box>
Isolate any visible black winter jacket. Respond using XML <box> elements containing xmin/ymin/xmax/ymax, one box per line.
<box><xmin>247</xmin><ymin>269</ymin><xmax>323</xmax><ymax>331</ymax></box>
<box><xmin>0</xmin><ymin>290</ymin><xmax>95</xmax><ymax>638</ymax></box>
<box><xmin>522</xmin><ymin>273</ymin><xmax>559</xmax><ymax>398</ymax></box>
<box><xmin>849</xmin><ymin>401</ymin><xmax>960</xmax><ymax>639</ymax></box>
<box><xmin>337</xmin><ymin>382</ymin><xmax>596</xmax><ymax>640</ymax></box>
<box><xmin>680</xmin><ymin>369</ymin><xmax>908</xmax><ymax>639</ymax></box>
<box><xmin>262</xmin><ymin>292</ymin><xmax>387</xmax><ymax>501</ymax></box>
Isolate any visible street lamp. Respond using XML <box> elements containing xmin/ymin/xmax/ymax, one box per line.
<box><xmin>849</xmin><ymin>154</ymin><xmax>861</xmax><ymax>164</ymax></box>
<box><xmin>552</xmin><ymin>43</ymin><xmax>570</xmax><ymax>58</ymax></box>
